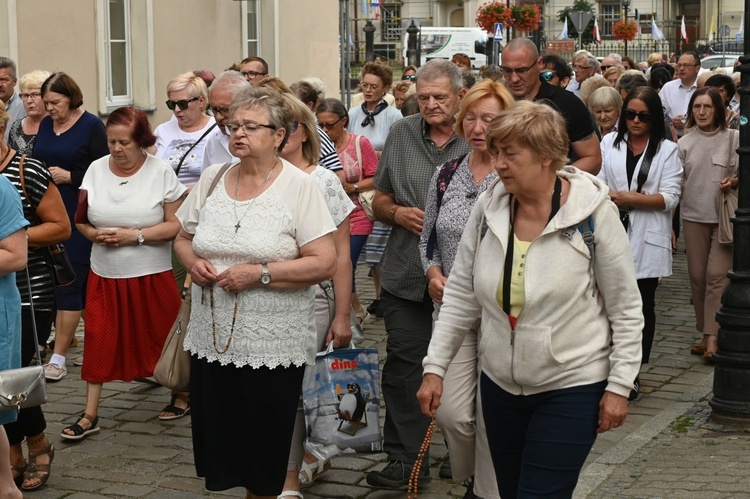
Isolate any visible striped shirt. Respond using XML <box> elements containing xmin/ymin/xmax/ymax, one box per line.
<box><xmin>1</xmin><ymin>153</ymin><xmax>55</xmax><ymax>311</ymax></box>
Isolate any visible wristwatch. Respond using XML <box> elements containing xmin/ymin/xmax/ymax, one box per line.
<box><xmin>260</xmin><ymin>263</ymin><xmax>272</xmax><ymax>286</ymax></box>
<box><xmin>353</xmin><ymin>183</ymin><xmax>360</xmax><ymax>192</ymax></box>
<box><xmin>137</xmin><ymin>229</ymin><xmax>145</xmax><ymax>245</ymax></box>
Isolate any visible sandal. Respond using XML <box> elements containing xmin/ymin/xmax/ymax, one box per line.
<box><xmin>11</xmin><ymin>462</ymin><xmax>27</xmax><ymax>488</ymax></box>
<box><xmin>690</xmin><ymin>334</ymin><xmax>710</xmax><ymax>356</ymax></box>
<box><xmin>22</xmin><ymin>441</ymin><xmax>54</xmax><ymax>491</ymax></box>
<box><xmin>61</xmin><ymin>413</ymin><xmax>100</xmax><ymax>441</ymax></box>
<box><xmin>277</xmin><ymin>491</ymin><xmax>303</xmax><ymax>499</ymax></box>
<box><xmin>299</xmin><ymin>457</ymin><xmax>331</xmax><ymax>488</ymax></box>
<box><xmin>159</xmin><ymin>395</ymin><xmax>191</xmax><ymax>420</ymax></box>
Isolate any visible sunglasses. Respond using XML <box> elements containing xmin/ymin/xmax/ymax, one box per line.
<box><xmin>319</xmin><ymin>116</ymin><xmax>344</xmax><ymax>130</ymax></box>
<box><xmin>208</xmin><ymin>105</ymin><xmax>230</xmax><ymax>116</ymax></box>
<box><xmin>402</xmin><ymin>75</ymin><xmax>416</xmax><ymax>81</ymax></box>
<box><xmin>624</xmin><ymin>110</ymin><xmax>653</xmax><ymax>123</ymax></box>
<box><xmin>166</xmin><ymin>96</ymin><xmax>199</xmax><ymax>111</ymax></box>
<box><xmin>600</xmin><ymin>65</ymin><xmax>612</xmax><ymax>71</ymax></box>
<box><xmin>541</xmin><ymin>71</ymin><xmax>557</xmax><ymax>82</ymax></box>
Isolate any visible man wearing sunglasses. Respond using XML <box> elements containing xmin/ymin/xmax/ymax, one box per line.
<box><xmin>541</xmin><ymin>54</ymin><xmax>572</xmax><ymax>88</ymax></box>
<box><xmin>201</xmin><ymin>71</ymin><xmax>252</xmax><ymax>170</ymax></box>
<box><xmin>500</xmin><ymin>38</ymin><xmax>601</xmax><ymax>174</ymax></box>
<box><xmin>659</xmin><ymin>51</ymin><xmax>702</xmax><ymax>137</ymax></box>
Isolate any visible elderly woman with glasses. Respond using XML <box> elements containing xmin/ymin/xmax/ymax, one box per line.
<box><xmin>175</xmin><ymin>87</ymin><xmax>337</xmax><ymax>498</ymax></box>
<box><xmin>154</xmin><ymin>72</ymin><xmax>216</xmax><ymax>189</ymax></box>
<box><xmin>8</xmin><ymin>70</ymin><xmax>51</xmax><ymax>155</ymax></box>
<box><xmin>599</xmin><ymin>87</ymin><xmax>683</xmax><ymax>400</ymax></box>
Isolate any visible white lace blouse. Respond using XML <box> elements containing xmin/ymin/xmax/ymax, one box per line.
<box><xmin>176</xmin><ymin>160</ymin><xmax>337</xmax><ymax>368</ymax></box>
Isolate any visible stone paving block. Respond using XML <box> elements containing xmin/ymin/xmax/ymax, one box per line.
<box><xmin>44</xmin><ymin>476</ymin><xmax>106</xmax><ymax>492</ymax></box>
<box><xmin>112</xmin><ymin>409</ymin><xmax>155</xmax><ymax>422</ymax></box>
<box><xmin>116</xmin><ymin>421</ymin><xmax>164</xmax><ymax>434</ymax></box>
<box><xmin>163</xmin><ymin>426</ymin><xmax>193</xmax><ymax>438</ymax></box>
<box><xmin>319</xmin><ymin>468</ymin><xmax>368</xmax><ymax>485</ymax></box>
<box><xmin>99</xmin><ymin>484</ymin><xmax>155</xmax><ymax>497</ymax></box>
<box><xmin>158</xmin><ymin>476</ymin><xmax>210</xmax><ymax>493</ymax></box>
<box><xmin>63</xmin><ymin>441</ymin><xmax>130</xmax><ymax>457</ymax></box>
<box><xmin>143</xmin><ymin>490</ymin><xmax>210</xmax><ymax>499</ymax></box>
<box><xmin>120</xmin><ymin>445</ymin><xmax>182</xmax><ymax>461</ymax></box>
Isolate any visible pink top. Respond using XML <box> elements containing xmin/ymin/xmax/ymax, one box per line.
<box><xmin>338</xmin><ymin>133</ymin><xmax>378</xmax><ymax>235</ymax></box>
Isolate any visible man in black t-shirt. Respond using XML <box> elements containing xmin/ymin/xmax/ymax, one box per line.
<box><xmin>500</xmin><ymin>39</ymin><xmax>601</xmax><ymax>174</ymax></box>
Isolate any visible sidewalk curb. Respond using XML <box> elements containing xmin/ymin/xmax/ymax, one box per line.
<box><xmin>574</xmin><ymin>371</ymin><xmax>714</xmax><ymax>498</ymax></box>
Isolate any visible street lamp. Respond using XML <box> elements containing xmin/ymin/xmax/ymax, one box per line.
<box><xmin>622</xmin><ymin>0</ymin><xmax>631</xmax><ymax>57</ymax></box>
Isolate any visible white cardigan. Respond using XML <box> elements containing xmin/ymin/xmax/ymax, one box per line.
<box><xmin>598</xmin><ymin>133</ymin><xmax>683</xmax><ymax>279</ymax></box>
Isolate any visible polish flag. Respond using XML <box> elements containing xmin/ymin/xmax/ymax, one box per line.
<box><xmin>681</xmin><ymin>15</ymin><xmax>689</xmax><ymax>42</ymax></box>
<box><xmin>593</xmin><ymin>17</ymin><xmax>602</xmax><ymax>44</ymax></box>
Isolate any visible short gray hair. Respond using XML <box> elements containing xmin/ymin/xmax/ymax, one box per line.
<box><xmin>606</xmin><ymin>53</ymin><xmax>623</xmax><ymax>64</ymax></box>
<box><xmin>0</xmin><ymin>57</ymin><xmax>17</xmax><ymax>79</ymax></box>
<box><xmin>210</xmin><ymin>70</ymin><xmax>251</xmax><ymax>98</ymax></box>
<box><xmin>617</xmin><ymin>70</ymin><xmax>648</xmax><ymax>94</ymax></box>
<box><xmin>230</xmin><ymin>87</ymin><xmax>293</xmax><ymax>153</ymax></box>
<box><xmin>588</xmin><ymin>86</ymin><xmax>623</xmax><ymax>112</ymax></box>
<box><xmin>575</xmin><ymin>54</ymin><xmax>599</xmax><ymax>72</ymax></box>
<box><xmin>416</xmin><ymin>59</ymin><xmax>463</xmax><ymax>94</ymax></box>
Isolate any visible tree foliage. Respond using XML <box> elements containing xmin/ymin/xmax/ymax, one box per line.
<box><xmin>558</xmin><ymin>0</ymin><xmax>596</xmax><ymax>44</ymax></box>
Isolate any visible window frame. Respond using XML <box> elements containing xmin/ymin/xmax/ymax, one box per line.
<box><xmin>103</xmin><ymin>0</ymin><xmax>132</xmax><ymax>107</ymax></box>
<box><xmin>241</xmin><ymin>0</ymin><xmax>261</xmax><ymax>57</ymax></box>
<box><xmin>600</xmin><ymin>4</ymin><xmax>620</xmax><ymax>37</ymax></box>
<box><xmin>381</xmin><ymin>3</ymin><xmax>402</xmax><ymax>42</ymax></box>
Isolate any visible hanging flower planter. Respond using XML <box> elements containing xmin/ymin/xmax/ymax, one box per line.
<box><xmin>475</xmin><ymin>1</ymin><xmax>512</xmax><ymax>33</ymax></box>
<box><xmin>510</xmin><ymin>4</ymin><xmax>541</xmax><ymax>33</ymax></box>
<box><xmin>612</xmin><ymin>20</ymin><xmax>638</xmax><ymax>41</ymax></box>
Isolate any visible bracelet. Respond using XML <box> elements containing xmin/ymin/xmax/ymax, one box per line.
<box><xmin>389</xmin><ymin>205</ymin><xmax>401</xmax><ymax>223</ymax></box>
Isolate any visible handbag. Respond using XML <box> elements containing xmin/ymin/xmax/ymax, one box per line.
<box><xmin>153</xmin><ymin>276</ymin><xmax>192</xmax><ymax>391</ymax></box>
<box><xmin>354</xmin><ymin>135</ymin><xmax>376</xmax><ymax>221</ymax></box>
<box><xmin>153</xmin><ymin>162</ymin><xmax>233</xmax><ymax>390</ymax></box>
<box><xmin>0</xmin><ymin>268</ymin><xmax>47</xmax><ymax>412</ymax></box>
<box><xmin>717</xmin><ymin>172</ymin><xmax>738</xmax><ymax>246</ymax></box>
<box><xmin>320</xmin><ymin>281</ymin><xmax>364</xmax><ymax>344</ymax></box>
<box><xmin>18</xmin><ymin>155</ymin><xmax>76</xmax><ymax>287</ymax></box>
<box><xmin>302</xmin><ymin>343</ymin><xmax>382</xmax><ymax>460</ymax></box>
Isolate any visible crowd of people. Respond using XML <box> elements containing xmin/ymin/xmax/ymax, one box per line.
<box><xmin>0</xmin><ymin>38</ymin><xmax>739</xmax><ymax>499</ymax></box>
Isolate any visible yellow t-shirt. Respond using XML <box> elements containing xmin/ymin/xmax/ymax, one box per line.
<box><xmin>497</xmin><ymin>235</ymin><xmax>531</xmax><ymax>319</ymax></box>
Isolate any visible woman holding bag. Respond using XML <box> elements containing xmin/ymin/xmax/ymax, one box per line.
<box><xmin>1</xmin><ymin>100</ymin><xmax>69</xmax><ymax>491</ymax></box>
<box><xmin>316</xmin><ymin>97</ymin><xmax>377</xmax><ymax>322</ymax></box>
<box><xmin>678</xmin><ymin>87</ymin><xmax>738</xmax><ymax>361</ymax></box>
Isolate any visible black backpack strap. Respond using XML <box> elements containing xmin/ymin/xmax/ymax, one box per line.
<box><xmin>425</xmin><ymin>153</ymin><xmax>468</xmax><ymax>260</ymax></box>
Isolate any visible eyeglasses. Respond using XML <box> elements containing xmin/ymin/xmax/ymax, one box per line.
<box><xmin>166</xmin><ymin>97</ymin><xmax>199</xmax><ymax>111</ymax></box>
<box><xmin>291</xmin><ymin>120</ymin><xmax>300</xmax><ymax>133</ymax></box>
<box><xmin>500</xmin><ymin>62</ymin><xmax>537</xmax><ymax>77</ymax></box>
<box><xmin>402</xmin><ymin>75</ymin><xmax>416</xmax><ymax>81</ymax></box>
<box><xmin>227</xmin><ymin>121</ymin><xmax>277</xmax><ymax>134</ymax></box>
<box><xmin>241</xmin><ymin>70</ymin><xmax>266</xmax><ymax>79</ymax></box>
<box><xmin>361</xmin><ymin>82</ymin><xmax>381</xmax><ymax>91</ymax></box>
<box><xmin>624</xmin><ymin>109</ymin><xmax>653</xmax><ymax>123</ymax></box>
<box><xmin>600</xmin><ymin>65</ymin><xmax>612</xmax><ymax>71</ymax></box>
<box><xmin>676</xmin><ymin>63</ymin><xmax>699</xmax><ymax>69</ymax></box>
<box><xmin>573</xmin><ymin>64</ymin><xmax>593</xmax><ymax>71</ymax></box>
<box><xmin>208</xmin><ymin>105</ymin><xmax>230</xmax><ymax>116</ymax></box>
<box><xmin>319</xmin><ymin>116</ymin><xmax>344</xmax><ymax>129</ymax></box>
<box><xmin>540</xmin><ymin>71</ymin><xmax>557</xmax><ymax>82</ymax></box>
<box><xmin>19</xmin><ymin>92</ymin><xmax>42</xmax><ymax>100</ymax></box>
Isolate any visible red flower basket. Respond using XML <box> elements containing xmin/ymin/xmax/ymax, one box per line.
<box><xmin>612</xmin><ymin>20</ymin><xmax>638</xmax><ymax>41</ymax></box>
<box><xmin>511</xmin><ymin>4</ymin><xmax>541</xmax><ymax>33</ymax></box>
<box><xmin>476</xmin><ymin>2</ymin><xmax>511</xmax><ymax>33</ymax></box>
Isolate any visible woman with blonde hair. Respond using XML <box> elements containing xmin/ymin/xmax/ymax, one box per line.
<box><xmin>603</xmin><ymin>66</ymin><xmax>624</xmax><ymax>87</ymax></box>
<box><xmin>418</xmin><ymin>101</ymin><xmax>643</xmax><ymax>497</ymax></box>
<box><xmin>418</xmin><ymin>78</ymin><xmax>514</xmax><ymax>498</ymax></box>
<box><xmin>154</xmin><ymin>72</ymin><xmax>216</xmax><ymax>188</ymax></box>
<box><xmin>8</xmin><ymin>70</ymin><xmax>51</xmax><ymax>154</ymax></box>
<box><xmin>278</xmin><ymin>93</ymin><xmax>354</xmax><ymax>498</ymax></box>
<box><xmin>391</xmin><ymin>80</ymin><xmax>415</xmax><ymax>110</ymax></box>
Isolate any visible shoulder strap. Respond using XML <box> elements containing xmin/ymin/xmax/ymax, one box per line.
<box><xmin>576</xmin><ymin>215</ymin><xmax>596</xmax><ymax>259</ymax></box>
<box><xmin>355</xmin><ymin>135</ymin><xmax>363</xmax><ymax>182</ymax></box>
<box><xmin>175</xmin><ymin>122</ymin><xmax>218</xmax><ymax>173</ymax></box>
<box><xmin>18</xmin><ymin>154</ymin><xmax>42</xmax><ymax>225</ymax></box>
<box><xmin>206</xmin><ymin>162</ymin><xmax>234</xmax><ymax>198</ymax></box>
<box><xmin>424</xmin><ymin>153</ymin><xmax>469</xmax><ymax>260</ymax></box>
<box><xmin>635</xmin><ymin>152</ymin><xmax>653</xmax><ymax>193</ymax></box>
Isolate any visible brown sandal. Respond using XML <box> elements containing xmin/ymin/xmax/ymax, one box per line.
<box><xmin>690</xmin><ymin>334</ymin><xmax>710</xmax><ymax>356</ymax></box>
<box><xmin>22</xmin><ymin>441</ymin><xmax>54</xmax><ymax>491</ymax></box>
<box><xmin>11</xmin><ymin>462</ymin><xmax>27</xmax><ymax>488</ymax></box>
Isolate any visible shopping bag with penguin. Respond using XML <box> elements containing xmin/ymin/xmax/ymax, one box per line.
<box><xmin>302</xmin><ymin>343</ymin><xmax>382</xmax><ymax>460</ymax></box>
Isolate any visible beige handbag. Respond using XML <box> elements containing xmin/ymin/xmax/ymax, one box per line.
<box><xmin>0</xmin><ymin>268</ymin><xmax>47</xmax><ymax>412</ymax></box>
<box><xmin>716</xmin><ymin>144</ymin><xmax>738</xmax><ymax>245</ymax></box>
<box><xmin>355</xmin><ymin>135</ymin><xmax>376</xmax><ymax>220</ymax></box>
<box><xmin>153</xmin><ymin>162</ymin><xmax>233</xmax><ymax>391</ymax></box>
<box><xmin>154</xmin><ymin>276</ymin><xmax>192</xmax><ymax>391</ymax></box>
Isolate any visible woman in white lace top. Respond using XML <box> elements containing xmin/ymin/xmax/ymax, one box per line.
<box><xmin>174</xmin><ymin>88</ymin><xmax>337</xmax><ymax>498</ymax></box>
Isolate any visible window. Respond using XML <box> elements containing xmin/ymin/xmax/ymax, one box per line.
<box><xmin>104</xmin><ymin>0</ymin><xmax>132</xmax><ymax>106</ymax></box>
<box><xmin>243</xmin><ymin>0</ymin><xmax>261</xmax><ymax>56</ymax></box>
<box><xmin>600</xmin><ymin>4</ymin><xmax>619</xmax><ymax>37</ymax></box>
<box><xmin>381</xmin><ymin>3</ymin><xmax>401</xmax><ymax>42</ymax></box>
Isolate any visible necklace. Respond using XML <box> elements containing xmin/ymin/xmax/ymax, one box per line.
<box><xmin>54</xmin><ymin>109</ymin><xmax>78</xmax><ymax>136</ymax></box>
<box><xmin>0</xmin><ymin>145</ymin><xmax>12</xmax><ymax>167</ymax></box>
<box><xmin>232</xmin><ymin>159</ymin><xmax>278</xmax><ymax>233</ymax></box>
<box><xmin>204</xmin><ymin>286</ymin><xmax>238</xmax><ymax>355</ymax></box>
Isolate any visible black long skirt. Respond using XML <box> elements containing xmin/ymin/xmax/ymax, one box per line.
<box><xmin>190</xmin><ymin>355</ymin><xmax>304</xmax><ymax>495</ymax></box>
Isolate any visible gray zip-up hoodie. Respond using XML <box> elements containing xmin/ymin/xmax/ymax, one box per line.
<box><xmin>423</xmin><ymin>166</ymin><xmax>643</xmax><ymax>398</ymax></box>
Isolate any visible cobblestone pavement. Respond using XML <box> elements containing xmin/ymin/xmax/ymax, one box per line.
<box><xmin>25</xmin><ymin>239</ymin><xmax>750</xmax><ymax>498</ymax></box>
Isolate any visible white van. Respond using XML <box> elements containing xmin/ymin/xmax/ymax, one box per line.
<box><xmin>402</xmin><ymin>27</ymin><xmax>490</xmax><ymax>70</ymax></box>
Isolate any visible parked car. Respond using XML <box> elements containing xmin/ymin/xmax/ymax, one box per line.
<box><xmin>700</xmin><ymin>54</ymin><xmax>739</xmax><ymax>72</ymax></box>
<box><xmin>697</xmin><ymin>41</ymin><xmax>743</xmax><ymax>57</ymax></box>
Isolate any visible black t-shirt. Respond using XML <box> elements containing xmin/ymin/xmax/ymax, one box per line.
<box><xmin>533</xmin><ymin>80</ymin><xmax>599</xmax><ymax>162</ymax></box>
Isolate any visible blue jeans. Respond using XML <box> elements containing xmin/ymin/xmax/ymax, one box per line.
<box><xmin>481</xmin><ymin>373</ymin><xmax>605</xmax><ymax>498</ymax></box>
<box><xmin>350</xmin><ymin>234</ymin><xmax>368</xmax><ymax>292</ymax></box>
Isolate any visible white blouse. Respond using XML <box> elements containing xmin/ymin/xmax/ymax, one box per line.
<box><xmin>177</xmin><ymin>160</ymin><xmax>337</xmax><ymax>368</ymax></box>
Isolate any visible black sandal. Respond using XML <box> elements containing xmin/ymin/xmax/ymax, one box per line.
<box><xmin>61</xmin><ymin>413</ymin><xmax>100</xmax><ymax>441</ymax></box>
<box><xmin>22</xmin><ymin>441</ymin><xmax>55</xmax><ymax>491</ymax></box>
<box><xmin>159</xmin><ymin>395</ymin><xmax>191</xmax><ymax>420</ymax></box>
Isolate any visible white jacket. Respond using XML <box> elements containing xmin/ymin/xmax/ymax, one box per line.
<box><xmin>598</xmin><ymin>134</ymin><xmax>683</xmax><ymax>279</ymax></box>
<box><xmin>423</xmin><ymin>167</ymin><xmax>643</xmax><ymax>399</ymax></box>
